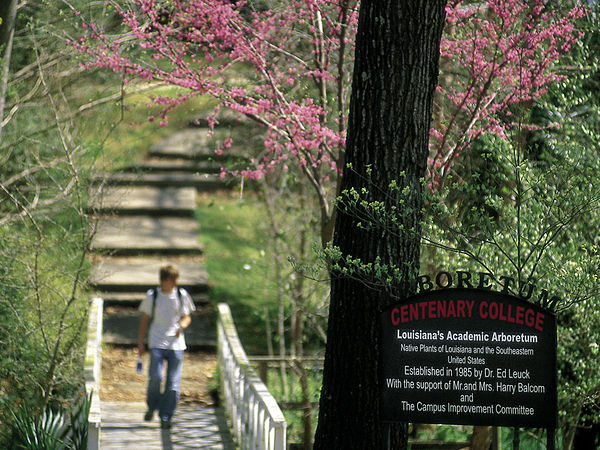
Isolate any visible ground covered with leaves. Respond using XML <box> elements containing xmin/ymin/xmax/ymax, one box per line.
<box><xmin>100</xmin><ymin>346</ymin><xmax>218</xmax><ymax>406</ymax></box>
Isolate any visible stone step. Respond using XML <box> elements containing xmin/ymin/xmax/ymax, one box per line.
<box><xmin>148</xmin><ymin>128</ymin><xmax>249</xmax><ymax>162</ymax></box>
<box><xmin>92</xmin><ymin>216</ymin><xmax>204</xmax><ymax>255</ymax></box>
<box><xmin>90</xmin><ymin>258</ymin><xmax>209</xmax><ymax>294</ymax></box>
<box><xmin>136</xmin><ymin>153</ymin><xmax>246</xmax><ymax>166</ymax></box>
<box><xmin>148</xmin><ymin>128</ymin><xmax>216</xmax><ymax>160</ymax></box>
<box><xmin>93</xmin><ymin>172</ymin><xmax>233</xmax><ymax>190</ymax></box>
<box><xmin>100</xmin><ymin>291</ymin><xmax>210</xmax><ymax>307</ymax></box>
<box><xmin>120</xmin><ymin>158</ymin><xmax>223</xmax><ymax>174</ymax></box>
<box><xmin>91</xmin><ymin>186</ymin><xmax>197</xmax><ymax>216</ymax></box>
<box><xmin>102</xmin><ymin>306</ymin><xmax>216</xmax><ymax>348</ymax></box>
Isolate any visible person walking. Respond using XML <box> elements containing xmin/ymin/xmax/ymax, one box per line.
<box><xmin>137</xmin><ymin>264</ymin><xmax>195</xmax><ymax>428</ymax></box>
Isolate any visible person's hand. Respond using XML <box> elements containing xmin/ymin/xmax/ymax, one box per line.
<box><xmin>138</xmin><ymin>342</ymin><xmax>146</xmax><ymax>356</ymax></box>
<box><xmin>175</xmin><ymin>326</ymin><xmax>182</xmax><ymax>338</ymax></box>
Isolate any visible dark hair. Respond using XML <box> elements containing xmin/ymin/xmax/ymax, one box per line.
<box><xmin>159</xmin><ymin>264</ymin><xmax>180</xmax><ymax>282</ymax></box>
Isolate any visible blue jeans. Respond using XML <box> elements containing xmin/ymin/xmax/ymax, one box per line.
<box><xmin>147</xmin><ymin>348</ymin><xmax>184</xmax><ymax>421</ymax></box>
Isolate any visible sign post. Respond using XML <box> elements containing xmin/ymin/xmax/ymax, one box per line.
<box><xmin>380</xmin><ymin>288</ymin><xmax>557</xmax><ymax>436</ymax></box>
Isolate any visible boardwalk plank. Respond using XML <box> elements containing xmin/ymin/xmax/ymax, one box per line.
<box><xmin>101</xmin><ymin>402</ymin><xmax>234</xmax><ymax>449</ymax></box>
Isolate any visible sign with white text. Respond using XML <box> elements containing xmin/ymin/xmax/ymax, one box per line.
<box><xmin>379</xmin><ymin>288</ymin><xmax>557</xmax><ymax>427</ymax></box>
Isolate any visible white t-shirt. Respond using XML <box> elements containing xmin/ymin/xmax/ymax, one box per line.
<box><xmin>139</xmin><ymin>287</ymin><xmax>195</xmax><ymax>350</ymax></box>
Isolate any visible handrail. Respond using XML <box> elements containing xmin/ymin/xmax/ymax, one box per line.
<box><xmin>217</xmin><ymin>303</ymin><xmax>286</xmax><ymax>450</ymax></box>
<box><xmin>84</xmin><ymin>297</ymin><xmax>103</xmax><ymax>450</ymax></box>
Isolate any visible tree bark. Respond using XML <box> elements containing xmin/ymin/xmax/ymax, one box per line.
<box><xmin>0</xmin><ymin>0</ymin><xmax>18</xmax><ymax>141</ymax></box>
<box><xmin>314</xmin><ymin>1</ymin><xmax>447</xmax><ymax>448</ymax></box>
<box><xmin>0</xmin><ymin>0</ymin><xmax>17</xmax><ymax>50</ymax></box>
<box><xmin>471</xmin><ymin>425</ymin><xmax>493</xmax><ymax>450</ymax></box>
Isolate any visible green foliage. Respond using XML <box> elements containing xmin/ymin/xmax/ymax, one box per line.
<box><xmin>414</xmin><ymin>424</ymin><xmax>471</xmax><ymax>444</ymax></box>
<box><xmin>1</xmin><ymin>1</ymin><xmax>109</xmax><ymax>444</ymax></box>
<box><xmin>324</xmin><ymin>244</ymin><xmax>408</xmax><ymax>293</ymax></box>
<box><xmin>198</xmin><ymin>182</ymin><xmax>329</xmax><ymax>354</ymax></box>
<box><xmin>9</xmin><ymin>405</ymin><xmax>68</xmax><ymax>450</ymax></box>
<box><xmin>197</xmin><ymin>192</ymin><xmax>275</xmax><ymax>352</ymax></box>
<box><xmin>323</xmin><ymin>165</ymin><xmax>423</xmax><ymax>299</ymax></box>
<box><xmin>261</xmin><ymin>365</ymin><xmax>322</xmax><ymax>444</ymax></box>
<box><xmin>78</xmin><ymin>87</ymin><xmax>218</xmax><ymax>171</ymax></box>
<box><xmin>0</xmin><ymin>222</ymin><xmax>89</xmax><ymax>416</ymax></box>
<box><xmin>535</xmin><ymin>3</ymin><xmax>599</xmax><ymax>154</ymax></box>
<box><xmin>335</xmin><ymin>136</ymin><xmax>600</xmax><ymax>446</ymax></box>
<box><xmin>425</xmin><ymin>142</ymin><xmax>600</xmax><ymax>446</ymax></box>
<box><xmin>425</xmin><ymin>130</ymin><xmax>600</xmax><ymax>443</ymax></box>
<box><xmin>426</xmin><ymin>134</ymin><xmax>599</xmax><ymax>291</ymax></box>
<box><xmin>6</xmin><ymin>393</ymin><xmax>91</xmax><ymax>450</ymax></box>
<box><xmin>63</xmin><ymin>392</ymin><xmax>91</xmax><ymax>450</ymax></box>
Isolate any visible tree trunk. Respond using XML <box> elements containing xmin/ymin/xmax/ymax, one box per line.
<box><xmin>0</xmin><ymin>0</ymin><xmax>17</xmax><ymax>51</ymax></box>
<box><xmin>314</xmin><ymin>1</ymin><xmax>447</xmax><ymax>448</ymax></box>
<box><xmin>0</xmin><ymin>0</ymin><xmax>17</xmax><ymax>141</ymax></box>
<box><xmin>471</xmin><ymin>425</ymin><xmax>493</xmax><ymax>450</ymax></box>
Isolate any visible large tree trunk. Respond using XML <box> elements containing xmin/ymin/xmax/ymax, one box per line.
<box><xmin>314</xmin><ymin>1</ymin><xmax>447</xmax><ymax>448</ymax></box>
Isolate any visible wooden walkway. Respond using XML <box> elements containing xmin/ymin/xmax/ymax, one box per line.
<box><xmin>101</xmin><ymin>402</ymin><xmax>235</xmax><ymax>449</ymax></box>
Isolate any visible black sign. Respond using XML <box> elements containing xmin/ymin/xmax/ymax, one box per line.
<box><xmin>379</xmin><ymin>288</ymin><xmax>556</xmax><ymax>427</ymax></box>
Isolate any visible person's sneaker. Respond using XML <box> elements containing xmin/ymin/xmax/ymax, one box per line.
<box><xmin>144</xmin><ymin>410</ymin><xmax>154</xmax><ymax>422</ymax></box>
<box><xmin>160</xmin><ymin>419</ymin><xmax>172</xmax><ymax>429</ymax></box>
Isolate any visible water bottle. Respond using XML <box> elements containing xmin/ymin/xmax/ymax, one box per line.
<box><xmin>136</xmin><ymin>356</ymin><xmax>143</xmax><ymax>374</ymax></box>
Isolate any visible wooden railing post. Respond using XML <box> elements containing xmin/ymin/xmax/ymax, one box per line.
<box><xmin>217</xmin><ymin>303</ymin><xmax>287</xmax><ymax>450</ymax></box>
<box><xmin>84</xmin><ymin>297</ymin><xmax>103</xmax><ymax>450</ymax></box>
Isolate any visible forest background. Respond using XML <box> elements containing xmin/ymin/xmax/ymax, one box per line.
<box><xmin>0</xmin><ymin>0</ymin><xmax>599</xmax><ymax>448</ymax></box>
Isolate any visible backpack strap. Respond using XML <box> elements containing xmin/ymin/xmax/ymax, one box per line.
<box><xmin>177</xmin><ymin>287</ymin><xmax>183</xmax><ymax>318</ymax></box>
<box><xmin>149</xmin><ymin>287</ymin><xmax>158</xmax><ymax>327</ymax></box>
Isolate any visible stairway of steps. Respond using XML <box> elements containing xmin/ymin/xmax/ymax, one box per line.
<box><xmin>90</xmin><ymin>127</ymin><xmax>237</xmax><ymax>348</ymax></box>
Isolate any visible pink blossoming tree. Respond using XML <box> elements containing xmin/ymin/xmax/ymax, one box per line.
<box><xmin>70</xmin><ymin>0</ymin><xmax>583</xmax><ymax>239</ymax></box>
<box><xmin>430</xmin><ymin>0</ymin><xmax>585</xmax><ymax>186</ymax></box>
<box><xmin>72</xmin><ymin>0</ymin><xmax>359</xmax><ymax>245</ymax></box>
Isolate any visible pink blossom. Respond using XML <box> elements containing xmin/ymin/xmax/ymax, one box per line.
<box><xmin>430</xmin><ymin>0</ymin><xmax>586</xmax><ymax>188</ymax></box>
<box><xmin>71</xmin><ymin>0</ymin><xmax>582</xmax><ymax>194</ymax></box>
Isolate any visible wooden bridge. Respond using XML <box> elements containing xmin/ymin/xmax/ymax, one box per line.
<box><xmin>84</xmin><ymin>125</ymin><xmax>286</xmax><ymax>449</ymax></box>
<box><xmin>86</xmin><ymin>299</ymin><xmax>285</xmax><ymax>449</ymax></box>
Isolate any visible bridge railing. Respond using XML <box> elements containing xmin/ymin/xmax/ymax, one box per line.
<box><xmin>84</xmin><ymin>297</ymin><xmax>103</xmax><ymax>450</ymax></box>
<box><xmin>217</xmin><ymin>303</ymin><xmax>286</xmax><ymax>450</ymax></box>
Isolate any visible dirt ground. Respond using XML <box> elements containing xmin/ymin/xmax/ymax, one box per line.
<box><xmin>100</xmin><ymin>345</ymin><xmax>218</xmax><ymax>406</ymax></box>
